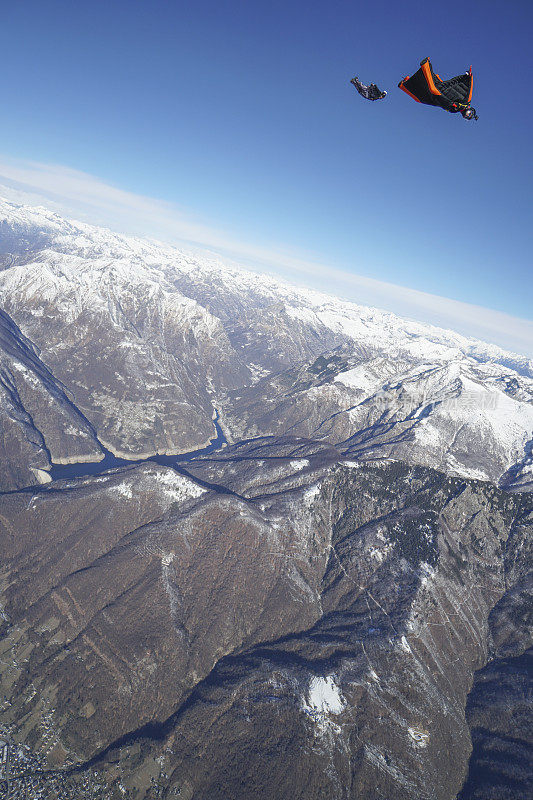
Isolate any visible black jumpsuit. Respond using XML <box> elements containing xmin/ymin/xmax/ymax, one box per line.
<box><xmin>350</xmin><ymin>77</ymin><xmax>387</xmax><ymax>101</ymax></box>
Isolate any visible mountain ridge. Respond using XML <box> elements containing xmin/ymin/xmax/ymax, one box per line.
<box><xmin>1</xmin><ymin>197</ymin><xmax>531</xmax><ymax>492</ymax></box>
<box><xmin>0</xmin><ymin>198</ymin><xmax>531</xmax><ymax>800</ymax></box>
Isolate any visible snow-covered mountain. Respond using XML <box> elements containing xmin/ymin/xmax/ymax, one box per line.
<box><xmin>0</xmin><ymin>198</ymin><xmax>531</xmax><ymax>490</ymax></box>
<box><xmin>1</xmin><ymin>199</ymin><xmax>532</xmax><ymax>800</ymax></box>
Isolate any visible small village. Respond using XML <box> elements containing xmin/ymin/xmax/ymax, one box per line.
<box><xmin>0</xmin><ymin>727</ymin><xmax>109</xmax><ymax>800</ymax></box>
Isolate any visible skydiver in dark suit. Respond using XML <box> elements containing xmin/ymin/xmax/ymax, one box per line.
<box><xmin>350</xmin><ymin>76</ymin><xmax>387</xmax><ymax>101</ymax></box>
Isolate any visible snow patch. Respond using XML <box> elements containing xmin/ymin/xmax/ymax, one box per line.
<box><xmin>444</xmin><ymin>456</ymin><xmax>488</xmax><ymax>481</ymax></box>
<box><xmin>248</xmin><ymin>363</ymin><xmax>271</xmax><ymax>383</ymax></box>
<box><xmin>289</xmin><ymin>459</ymin><xmax>309</xmax><ymax>471</ymax></box>
<box><xmin>369</xmin><ymin>544</ymin><xmax>392</xmax><ymax>564</ymax></box>
<box><xmin>303</xmin><ymin>484</ymin><xmax>321</xmax><ymax>505</ymax></box>
<box><xmin>152</xmin><ymin>470</ymin><xmax>206</xmax><ymax>503</ymax></box>
<box><xmin>284</xmin><ymin>304</ymin><xmax>320</xmax><ymax>325</ymax></box>
<box><xmin>306</xmin><ymin>675</ymin><xmax>345</xmax><ymax>715</ymax></box>
<box><xmin>334</xmin><ymin>364</ymin><xmax>382</xmax><ymax>395</ymax></box>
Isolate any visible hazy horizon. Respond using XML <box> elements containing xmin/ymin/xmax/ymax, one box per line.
<box><xmin>1</xmin><ymin>164</ymin><xmax>532</xmax><ymax>359</ymax></box>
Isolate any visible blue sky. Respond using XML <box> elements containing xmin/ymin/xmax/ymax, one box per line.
<box><xmin>0</xmin><ymin>0</ymin><xmax>531</xmax><ymax>354</ymax></box>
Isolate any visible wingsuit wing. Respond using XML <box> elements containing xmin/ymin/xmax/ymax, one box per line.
<box><xmin>398</xmin><ymin>57</ymin><xmax>473</xmax><ymax>113</ymax></box>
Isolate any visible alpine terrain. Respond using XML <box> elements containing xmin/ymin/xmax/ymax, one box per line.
<box><xmin>0</xmin><ymin>198</ymin><xmax>531</xmax><ymax>800</ymax></box>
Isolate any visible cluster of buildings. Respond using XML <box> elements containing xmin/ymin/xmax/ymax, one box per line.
<box><xmin>0</xmin><ymin>730</ymin><xmax>106</xmax><ymax>800</ymax></box>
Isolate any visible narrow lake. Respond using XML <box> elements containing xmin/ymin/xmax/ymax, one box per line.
<box><xmin>49</xmin><ymin>411</ymin><xmax>227</xmax><ymax>482</ymax></box>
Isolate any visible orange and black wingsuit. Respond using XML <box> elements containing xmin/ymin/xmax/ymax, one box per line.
<box><xmin>398</xmin><ymin>57</ymin><xmax>478</xmax><ymax>120</ymax></box>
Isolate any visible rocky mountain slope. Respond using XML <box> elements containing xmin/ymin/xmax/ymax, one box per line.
<box><xmin>0</xmin><ymin>199</ymin><xmax>531</xmax><ymax>799</ymax></box>
<box><xmin>1</xmin><ymin>199</ymin><xmax>532</xmax><ymax>491</ymax></box>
